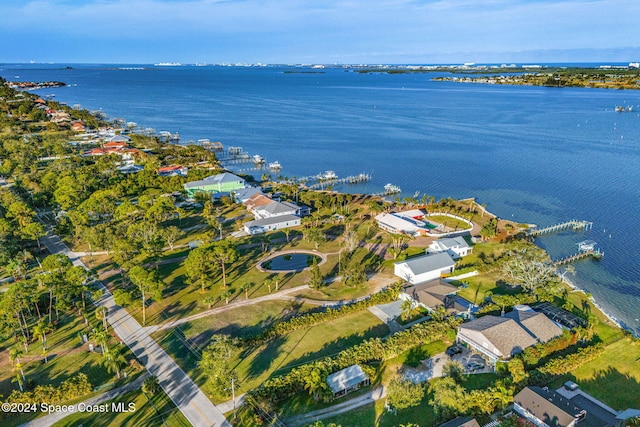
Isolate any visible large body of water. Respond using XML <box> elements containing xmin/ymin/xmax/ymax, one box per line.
<box><xmin>2</xmin><ymin>64</ymin><xmax>639</xmax><ymax>335</ymax></box>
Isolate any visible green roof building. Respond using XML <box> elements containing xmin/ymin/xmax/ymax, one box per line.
<box><xmin>184</xmin><ymin>172</ymin><xmax>245</xmax><ymax>197</ymax></box>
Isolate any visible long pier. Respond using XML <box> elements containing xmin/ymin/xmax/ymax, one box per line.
<box><xmin>553</xmin><ymin>248</ymin><xmax>604</xmax><ymax>266</ymax></box>
<box><xmin>528</xmin><ymin>220</ymin><xmax>593</xmax><ymax>237</ymax></box>
<box><xmin>306</xmin><ymin>173</ymin><xmax>371</xmax><ymax>189</ymax></box>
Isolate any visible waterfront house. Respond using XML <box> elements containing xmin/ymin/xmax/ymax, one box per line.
<box><xmin>427</xmin><ymin>236</ymin><xmax>473</xmax><ymax>259</ymax></box>
<box><xmin>457</xmin><ymin>308</ymin><xmax>562</xmax><ymax>364</ymax></box>
<box><xmin>184</xmin><ymin>172</ymin><xmax>245</xmax><ymax>198</ymax></box>
<box><xmin>375</xmin><ymin>211</ymin><xmax>431</xmax><ymax>236</ymax></box>
<box><xmin>394</xmin><ymin>252</ymin><xmax>456</xmax><ymax>284</ymax></box>
<box><xmin>326</xmin><ymin>365</ymin><xmax>370</xmax><ymax>399</ymax></box>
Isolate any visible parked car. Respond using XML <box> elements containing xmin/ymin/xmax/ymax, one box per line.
<box><xmin>466</xmin><ymin>361</ymin><xmax>485</xmax><ymax>372</ymax></box>
<box><xmin>446</xmin><ymin>345</ymin><xmax>462</xmax><ymax>356</ymax></box>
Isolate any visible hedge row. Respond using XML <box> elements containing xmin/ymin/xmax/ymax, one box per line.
<box><xmin>537</xmin><ymin>342</ymin><xmax>604</xmax><ymax>376</ymax></box>
<box><xmin>246</xmin><ymin>283</ymin><xmax>403</xmax><ymax>345</ymax></box>
<box><xmin>2</xmin><ymin>373</ymin><xmax>92</xmax><ymax>405</ymax></box>
<box><xmin>247</xmin><ymin>317</ymin><xmax>461</xmax><ymax>406</ymax></box>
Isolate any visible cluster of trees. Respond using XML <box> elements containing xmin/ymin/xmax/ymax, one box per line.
<box><xmin>429</xmin><ymin>376</ymin><xmax>513</xmax><ymax>421</ymax></box>
<box><xmin>183</xmin><ymin>240</ymin><xmax>238</xmax><ymax>292</ymax></box>
<box><xmin>1</xmin><ymin>373</ymin><xmax>92</xmax><ymax>405</ymax></box>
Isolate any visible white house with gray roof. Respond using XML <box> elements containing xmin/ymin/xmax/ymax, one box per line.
<box><xmin>394</xmin><ymin>252</ymin><xmax>456</xmax><ymax>285</ymax></box>
<box><xmin>243</xmin><ymin>214</ymin><xmax>301</xmax><ymax>235</ymax></box>
<box><xmin>428</xmin><ymin>236</ymin><xmax>472</xmax><ymax>259</ymax></box>
<box><xmin>326</xmin><ymin>365</ymin><xmax>370</xmax><ymax>398</ymax></box>
<box><xmin>253</xmin><ymin>200</ymin><xmax>301</xmax><ymax>220</ymax></box>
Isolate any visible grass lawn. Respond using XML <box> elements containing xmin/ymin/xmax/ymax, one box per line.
<box><xmin>426</xmin><ymin>214</ymin><xmax>470</xmax><ymax>231</ymax></box>
<box><xmin>155</xmin><ymin>309</ymin><xmax>389</xmax><ymax>403</ymax></box>
<box><xmin>551</xmin><ymin>337</ymin><xmax>640</xmax><ymax>410</ymax></box>
<box><xmin>52</xmin><ymin>389</ymin><xmax>191</xmax><ymax>427</ymax></box>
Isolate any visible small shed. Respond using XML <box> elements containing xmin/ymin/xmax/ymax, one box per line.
<box><xmin>326</xmin><ymin>365</ymin><xmax>370</xmax><ymax>398</ymax></box>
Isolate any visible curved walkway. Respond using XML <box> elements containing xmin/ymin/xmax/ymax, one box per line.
<box><xmin>284</xmin><ymin>386</ymin><xmax>387</xmax><ymax>427</ymax></box>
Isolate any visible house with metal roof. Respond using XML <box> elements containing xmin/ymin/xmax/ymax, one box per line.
<box><xmin>375</xmin><ymin>211</ymin><xmax>431</xmax><ymax>236</ymax></box>
<box><xmin>184</xmin><ymin>172</ymin><xmax>245</xmax><ymax>197</ymax></box>
<box><xmin>243</xmin><ymin>214</ymin><xmax>301</xmax><ymax>235</ymax></box>
<box><xmin>428</xmin><ymin>236</ymin><xmax>473</xmax><ymax>259</ymax></box>
<box><xmin>326</xmin><ymin>365</ymin><xmax>370</xmax><ymax>399</ymax></box>
<box><xmin>394</xmin><ymin>252</ymin><xmax>456</xmax><ymax>285</ymax></box>
<box><xmin>253</xmin><ymin>200</ymin><xmax>301</xmax><ymax>220</ymax></box>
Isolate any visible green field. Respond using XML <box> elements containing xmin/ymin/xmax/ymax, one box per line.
<box><xmin>156</xmin><ymin>309</ymin><xmax>390</xmax><ymax>403</ymax></box>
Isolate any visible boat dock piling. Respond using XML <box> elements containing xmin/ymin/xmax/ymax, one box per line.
<box><xmin>528</xmin><ymin>220</ymin><xmax>593</xmax><ymax>237</ymax></box>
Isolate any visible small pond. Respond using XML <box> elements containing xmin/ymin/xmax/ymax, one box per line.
<box><xmin>261</xmin><ymin>252</ymin><xmax>321</xmax><ymax>272</ymax></box>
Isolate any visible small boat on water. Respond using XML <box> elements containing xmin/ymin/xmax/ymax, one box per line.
<box><xmin>383</xmin><ymin>183</ymin><xmax>401</xmax><ymax>194</ymax></box>
<box><xmin>269</xmin><ymin>161</ymin><xmax>282</xmax><ymax>170</ymax></box>
<box><xmin>253</xmin><ymin>154</ymin><xmax>265</xmax><ymax>164</ymax></box>
<box><xmin>615</xmin><ymin>105</ymin><xmax>633</xmax><ymax>112</ymax></box>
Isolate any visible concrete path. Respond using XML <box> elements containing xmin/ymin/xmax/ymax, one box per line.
<box><xmin>18</xmin><ymin>373</ymin><xmax>149</xmax><ymax>427</ymax></box>
<box><xmin>40</xmin><ymin>233</ymin><xmax>231</xmax><ymax>427</ymax></box>
<box><xmin>285</xmin><ymin>386</ymin><xmax>387</xmax><ymax>427</ymax></box>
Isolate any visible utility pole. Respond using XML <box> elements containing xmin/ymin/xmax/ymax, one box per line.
<box><xmin>231</xmin><ymin>377</ymin><xmax>236</xmax><ymax>420</ymax></box>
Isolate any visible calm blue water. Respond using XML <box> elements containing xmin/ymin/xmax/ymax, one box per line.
<box><xmin>2</xmin><ymin>64</ymin><xmax>639</xmax><ymax>335</ymax></box>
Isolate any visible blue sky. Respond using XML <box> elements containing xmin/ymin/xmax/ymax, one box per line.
<box><xmin>1</xmin><ymin>0</ymin><xmax>639</xmax><ymax>64</ymax></box>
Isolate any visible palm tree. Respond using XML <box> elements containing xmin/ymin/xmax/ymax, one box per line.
<box><xmin>240</xmin><ymin>282</ymin><xmax>254</xmax><ymax>300</ymax></box>
<box><xmin>102</xmin><ymin>345</ymin><xmax>126</xmax><ymax>379</ymax></box>
<box><xmin>92</xmin><ymin>327</ymin><xmax>110</xmax><ymax>354</ymax></box>
<box><xmin>203</xmin><ymin>296</ymin><xmax>216</xmax><ymax>309</ymax></box>
<box><xmin>9</xmin><ymin>347</ymin><xmax>26</xmax><ymax>381</ymax></box>
<box><xmin>400</xmin><ymin>298</ymin><xmax>415</xmax><ymax>321</ymax></box>
<box><xmin>220</xmin><ymin>290</ymin><xmax>233</xmax><ymax>305</ymax></box>
<box><xmin>32</xmin><ymin>320</ymin><xmax>53</xmax><ymax>363</ymax></box>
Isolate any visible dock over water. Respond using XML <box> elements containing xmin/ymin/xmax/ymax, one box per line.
<box><xmin>528</xmin><ymin>220</ymin><xmax>593</xmax><ymax>237</ymax></box>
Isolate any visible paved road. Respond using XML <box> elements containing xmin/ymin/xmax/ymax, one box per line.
<box><xmin>40</xmin><ymin>233</ymin><xmax>231</xmax><ymax>427</ymax></box>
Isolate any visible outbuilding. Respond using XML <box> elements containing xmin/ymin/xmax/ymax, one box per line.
<box><xmin>326</xmin><ymin>365</ymin><xmax>370</xmax><ymax>398</ymax></box>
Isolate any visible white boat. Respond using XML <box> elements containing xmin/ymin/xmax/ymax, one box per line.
<box><xmin>383</xmin><ymin>183</ymin><xmax>401</xmax><ymax>194</ymax></box>
<box><xmin>321</xmin><ymin>170</ymin><xmax>337</xmax><ymax>180</ymax></box>
<box><xmin>269</xmin><ymin>161</ymin><xmax>282</xmax><ymax>170</ymax></box>
<box><xmin>253</xmin><ymin>155</ymin><xmax>265</xmax><ymax>164</ymax></box>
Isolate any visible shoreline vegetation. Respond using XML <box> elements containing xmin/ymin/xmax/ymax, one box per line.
<box><xmin>357</xmin><ymin>65</ymin><xmax>640</xmax><ymax>90</ymax></box>
<box><xmin>1</xmin><ymin>74</ymin><xmax>638</xmax><ymax>427</ymax></box>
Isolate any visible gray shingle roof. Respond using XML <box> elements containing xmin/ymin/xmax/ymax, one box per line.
<box><xmin>437</xmin><ymin>236</ymin><xmax>470</xmax><ymax>249</ymax></box>
<box><xmin>438</xmin><ymin>417</ymin><xmax>481</xmax><ymax>427</ymax></box>
<box><xmin>244</xmin><ymin>214</ymin><xmax>300</xmax><ymax>228</ymax></box>
<box><xmin>505</xmin><ymin>310</ymin><xmax>563</xmax><ymax>344</ymax></box>
<box><xmin>460</xmin><ymin>316</ymin><xmax>538</xmax><ymax>357</ymax></box>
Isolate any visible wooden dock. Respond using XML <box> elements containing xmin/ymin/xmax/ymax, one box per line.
<box><xmin>553</xmin><ymin>248</ymin><xmax>603</xmax><ymax>266</ymax></box>
<box><xmin>528</xmin><ymin>220</ymin><xmax>593</xmax><ymax>237</ymax></box>
<box><xmin>306</xmin><ymin>173</ymin><xmax>371</xmax><ymax>189</ymax></box>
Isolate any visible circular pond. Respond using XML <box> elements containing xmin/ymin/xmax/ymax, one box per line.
<box><xmin>260</xmin><ymin>252</ymin><xmax>322</xmax><ymax>272</ymax></box>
